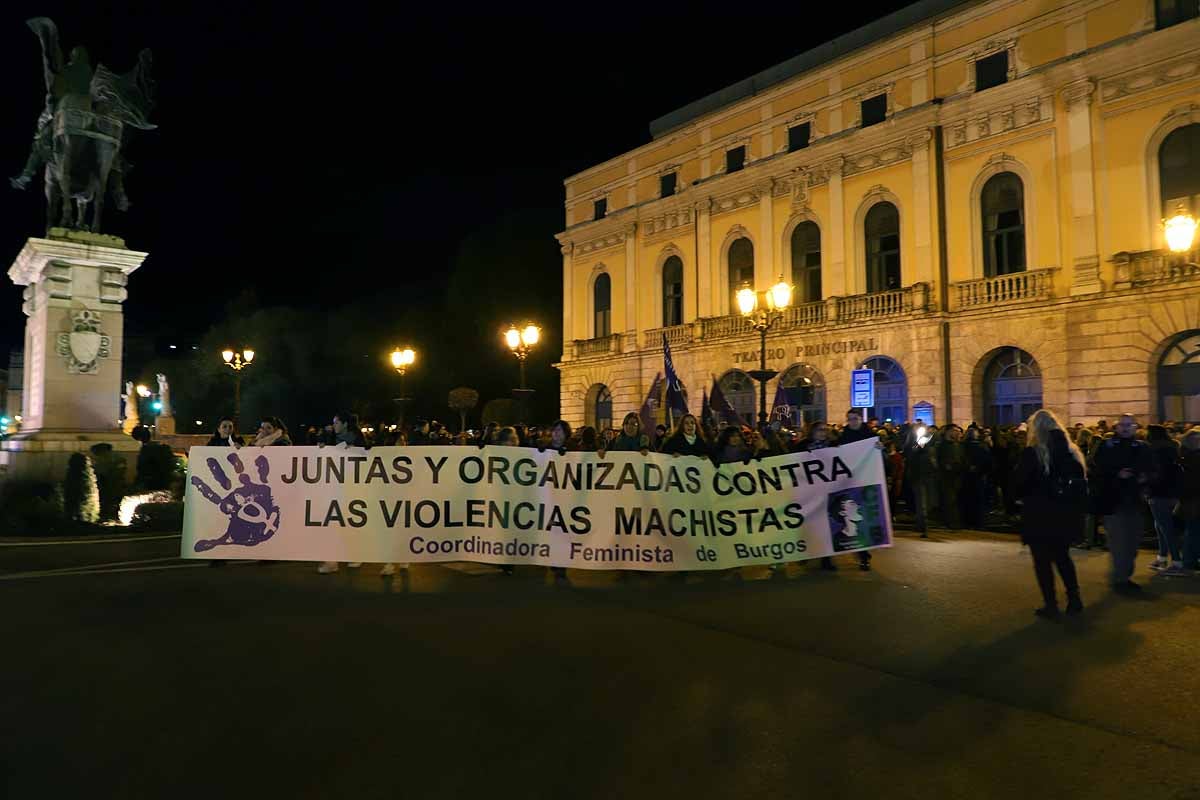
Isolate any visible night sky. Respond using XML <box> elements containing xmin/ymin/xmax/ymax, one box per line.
<box><xmin>0</xmin><ymin>1</ymin><xmax>912</xmax><ymax>427</ymax></box>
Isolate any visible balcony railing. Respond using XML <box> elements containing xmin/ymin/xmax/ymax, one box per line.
<box><xmin>952</xmin><ymin>267</ymin><xmax>1055</xmax><ymax>310</ymax></box>
<box><xmin>574</xmin><ymin>335</ymin><xmax>618</xmax><ymax>358</ymax></box>
<box><xmin>700</xmin><ymin>314</ymin><xmax>753</xmax><ymax>341</ymax></box>
<box><xmin>835</xmin><ymin>283</ymin><xmax>927</xmax><ymax>322</ymax></box>
<box><xmin>1113</xmin><ymin>248</ymin><xmax>1200</xmax><ymax>287</ymax></box>
<box><xmin>779</xmin><ymin>300</ymin><xmax>827</xmax><ymax>330</ymax></box>
<box><xmin>643</xmin><ymin>324</ymin><xmax>692</xmax><ymax>350</ymax></box>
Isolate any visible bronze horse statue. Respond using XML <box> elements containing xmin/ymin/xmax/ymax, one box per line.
<box><xmin>12</xmin><ymin>19</ymin><xmax>154</xmax><ymax>234</ymax></box>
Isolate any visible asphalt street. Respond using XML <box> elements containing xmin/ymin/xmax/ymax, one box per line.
<box><xmin>1</xmin><ymin>531</ymin><xmax>1198</xmax><ymax>800</ymax></box>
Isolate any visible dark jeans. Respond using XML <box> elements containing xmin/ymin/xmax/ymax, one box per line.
<box><xmin>1028</xmin><ymin>539</ymin><xmax>1080</xmax><ymax>608</ymax></box>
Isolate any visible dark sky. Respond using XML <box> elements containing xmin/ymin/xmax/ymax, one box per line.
<box><xmin>0</xmin><ymin>1</ymin><xmax>913</xmax><ymax>419</ymax></box>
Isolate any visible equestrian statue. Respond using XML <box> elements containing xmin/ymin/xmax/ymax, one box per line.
<box><xmin>10</xmin><ymin>17</ymin><xmax>156</xmax><ymax>233</ymax></box>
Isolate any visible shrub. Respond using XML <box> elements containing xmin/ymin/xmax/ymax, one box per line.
<box><xmin>90</xmin><ymin>444</ymin><xmax>127</xmax><ymax>521</ymax></box>
<box><xmin>0</xmin><ymin>479</ymin><xmax>66</xmax><ymax>535</ymax></box>
<box><xmin>131</xmin><ymin>500</ymin><xmax>184</xmax><ymax>532</ymax></box>
<box><xmin>63</xmin><ymin>453</ymin><xmax>100</xmax><ymax>523</ymax></box>
<box><xmin>135</xmin><ymin>442</ymin><xmax>177</xmax><ymax>491</ymax></box>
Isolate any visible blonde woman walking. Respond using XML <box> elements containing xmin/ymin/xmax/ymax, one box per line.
<box><xmin>1011</xmin><ymin>410</ymin><xmax>1088</xmax><ymax>619</ymax></box>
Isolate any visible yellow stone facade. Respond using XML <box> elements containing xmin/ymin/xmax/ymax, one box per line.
<box><xmin>556</xmin><ymin>0</ymin><xmax>1200</xmax><ymax>429</ymax></box>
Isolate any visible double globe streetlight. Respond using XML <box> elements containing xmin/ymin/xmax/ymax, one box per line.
<box><xmin>504</xmin><ymin>323</ymin><xmax>540</xmax><ymax>425</ymax></box>
<box><xmin>736</xmin><ymin>277</ymin><xmax>793</xmax><ymax>427</ymax></box>
<box><xmin>221</xmin><ymin>347</ymin><xmax>254</xmax><ymax>423</ymax></box>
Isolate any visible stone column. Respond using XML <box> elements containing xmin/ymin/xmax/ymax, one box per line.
<box><xmin>1064</xmin><ymin>80</ymin><xmax>1103</xmax><ymax>295</ymax></box>
<box><xmin>757</xmin><ymin>180</ymin><xmax>776</xmax><ymax>289</ymax></box>
<box><xmin>907</xmin><ymin>130</ymin><xmax>936</xmax><ymax>291</ymax></box>
<box><xmin>0</xmin><ymin>231</ymin><xmax>146</xmax><ymax>481</ymax></box>
<box><xmin>825</xmin><ymin>157</ymin><xmax>847</xmax><ymax>297</ymax></box>
<box><xmin>623</xmin><ymin>223</ymin><xmax>638</xmax><ymax>337</ymax></box>
<box><xmin>696</xmin><ymin>200</ymin><xmax>713</xmax><ymax>318</ymax></box>
<box><xmin>560</xmin><ymin>243</ymin><xmax>574</xmax><ymax>361</ymax></box>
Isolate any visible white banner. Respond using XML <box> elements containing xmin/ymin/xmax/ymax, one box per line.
<box><xmin>182</xmin><ymin>439</ymin><xmax>892</xmax><ymax>570</ymax></box>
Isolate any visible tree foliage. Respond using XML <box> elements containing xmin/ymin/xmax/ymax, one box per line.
<box><xmin>448</xmin><ymin>387</ymin><xmax>480</xmax><ymax>432</ymax></box>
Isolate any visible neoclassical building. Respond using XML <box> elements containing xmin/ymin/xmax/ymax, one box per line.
<box><xmin>555</xmin><ymin>0</ymin><xmax>1200</xmax><ymax>430</ymax></box>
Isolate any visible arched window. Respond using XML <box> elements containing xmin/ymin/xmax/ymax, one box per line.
<box><xmin>718</xmin><ymin>369</ymin><xmax>756</xmax><ymax>425</ymax></box>
<box><xmin>790</xmin><ymin>221</ymin><xmax>822</xmax><ymax>302</ymax></box>
<box><xmin>777</xmin><ymin>364</ymin><xmax>826</xmax><ymax>427</ymax></box>
<box><xmin>728</xmin><ymin>237</ymin><xmax>754</xmax><ymax>312</ymax></box>
<box><xmin>857</xmin><ymin>356</ymin><xmax>907</xmax><ymax>423</ymax></box>
<box><xmin>585</xmin><ymin>384</ymin><xmax>613</xmax><ymax>431</ymax></box>
<box><xmin>981</xmin><ymin>172</ymin><xmax>1026</xmax><ymax>276</ymax></box>
<box><xmin>662</xmin><ymin>256</ymin><xmax>684</xmax><ymax>327</ymax></box>
<box><xmin>865</xmin><ymin>202</ymin><xmax>901</xmax><ymax>293</ymax></box>
<box><xmin>1160</xmin><ymin>124</ymin><xmax>1200</xmax><ymax>218</ymax></box>
<box><xmin>983</xmin><ymin>347</ymin><xmax>1042</xmax><ymax>426</ymax></box>
<box><xmin>1158</xmin><ymin>331</ymin><xmax>1200</xmax><ymax>423</ymax></box>
<box><xmin>593</xmin><ymin>273</ymin><xmax>611</xmax><ymax>338</ymax></box>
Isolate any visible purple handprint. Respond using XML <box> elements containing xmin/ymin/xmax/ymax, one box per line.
<box><xmin>191</xmin><ymin>452</ymin><xmax>280</xmax><ymax>552</ymax></box>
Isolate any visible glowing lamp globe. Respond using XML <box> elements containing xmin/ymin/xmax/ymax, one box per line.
<box><xmin>242</xmin><ymin>349</ymin><xmax>255</xmax><ymax>363</ymax></box>
<box><xmin>221</xmin><ymin>349</ymin><xmax>234</xmax><ymax>363</ymax></box>
<box><xmin>767</xmin><ymin>279</ymin><xmax>793</xmax><ymax>311</ymax></box>
<box><xmin>735</xmin><ymin>286</ymin><xmax>757</xmax><ymax>316</ymax></box>
<box><xmin>504</xmin><ymin>326</ymin><xmax>521</xmax><ymax>351</ymax></box>
<box><xmin>1164</xmin><ymin>208</ymin><xmax>1198</xmax><ymax>254</ymax></box>
<box><xmin>521</xmin><ymin>324</ymin><xmax>540</xmax><ymax>347</ymax></box>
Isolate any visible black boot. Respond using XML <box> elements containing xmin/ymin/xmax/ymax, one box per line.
<box><xmin>1065</xmin><ymin>591</ymin><xmax>1083</xmax><ymax>615</ymax></box>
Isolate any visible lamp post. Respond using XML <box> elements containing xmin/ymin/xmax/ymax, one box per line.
<box><xmin>1164</xmin><ymin>204</ymin><xmax>1198</xmax><ymax>261</ymax></box>
<box><xmin>504</xmin><ymin>323</ymin><xmax>540</xmax><ymax>425</ymax></box>
<box><xmin>389</xmin><ymin>346</ymin><xmax>416</xmax><ymax>429</ymax></box>
<box><xmin>737</xmin><ymin>277</ymin><xmax>793</xmax><ymax>427</ymax></box>
<box><xmin>221</xmin><ymin>347</ymin><xmax>255</xmax><ymax>423</ymax></box>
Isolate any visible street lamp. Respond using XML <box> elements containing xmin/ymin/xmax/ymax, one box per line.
<box><xmin>504</xmin><ymin>322</ymin><xmax>540</xmax><ymax>424</ymax></box>
<box><xmin>737</xmin><ymin>276</ymin><xmax>793</xmax><ymax>427</ymax></box>
<box><xmin>389</xmin><ymin>346</ymin><xmax>416</xmax><ymax>428</ymax></box>
<box><xmin>221</xmin><ymin>347</ymin><xmax>254</xmax><ymax>423</ymax></box>
<box><xmin>1164</xmin><ymin>205</ymin><xmax>1198</xmax><ymax>257</ymax></box>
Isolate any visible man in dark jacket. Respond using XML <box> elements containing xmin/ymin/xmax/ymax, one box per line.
<box><xmin>837</xmin><ymin>409</ymin><xmax>879</xmax><ymax>570</ymax></box>
<box><xmin>1093</xmin><ymin>414</ymin><xmax>1151</xmax><ymax>592</ymax></box>
<box><xmin>937</xmin><ymin>425</ymin><xmax>967</xmax><ymax>530</ymax></box>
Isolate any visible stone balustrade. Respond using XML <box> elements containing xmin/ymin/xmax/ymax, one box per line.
<box><xmin>835</xmin><ymin>283</ymin><xmax>928</xmax><ymax>322</ymax></box>
<box><xmin>1112</xmin><ymin>248</ymin><xmax>1200</xmax><ymax>287</ymax></box>
<box><xmin>642</xmin><ymin>324</ymin><xmax>692</xmax><ymax>349</ymax></box>
<box><xmin>574</xmin><ymin>334</ymin><xmax>620</xmax><ymax>358</ymax></box>
<box><xmin>952</xmin><ymin>267</ymin><xmax>1055</xmax><ymax>310</ymax></box>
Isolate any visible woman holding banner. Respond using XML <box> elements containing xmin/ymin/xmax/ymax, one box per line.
<box><xmin>661</xmin><ymin>414</ymin><xmax>709</xmax><ymax>457</ymax></box>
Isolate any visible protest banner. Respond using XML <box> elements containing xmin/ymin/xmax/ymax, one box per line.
<box><xmin>182</xmin><ymin>438</ymin><xmax>891</xmax><ymax>569</ymax></box>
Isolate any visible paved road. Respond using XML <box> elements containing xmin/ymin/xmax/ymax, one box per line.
<box><xmin>1</xmin><ymin>532</ymin><xmax>1198</xmax><ymax>800</ymax></box>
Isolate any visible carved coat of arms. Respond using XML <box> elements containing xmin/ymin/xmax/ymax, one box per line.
<box><xmin>56</xmin><ymin>309</ymin><xmax>111</xmax><ymax>374</ymax></box>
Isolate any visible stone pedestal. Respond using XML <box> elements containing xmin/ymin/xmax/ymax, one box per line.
<box><xmin>0</xmin><ymin>231</ymin><xmax>147</xmax><ymax>482</ymax></box>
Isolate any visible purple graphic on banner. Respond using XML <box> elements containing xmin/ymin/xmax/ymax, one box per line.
<box><xmin>827</xmin><ymin>484</ymin><xmax>887</xmax><ymax>553</ymax></box>
<box><xmin>190</xmin><ymin>452</ymin><xmax>281</xmax><ymax>551</ymax></box>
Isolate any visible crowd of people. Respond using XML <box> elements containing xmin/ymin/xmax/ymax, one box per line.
<box><xmin>199</xmin><ymin>406</ymin><xmax>1200</xmax><ymax>619</ymax></box>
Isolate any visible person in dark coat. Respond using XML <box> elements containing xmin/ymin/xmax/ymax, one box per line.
<box><xmin>604</xmin><ymin>413</ymin><xmax>650</xmax><ymax>454</ymax></box>
<box><xmin>1179</xmin><ymin>428</ymin><xmax>1200</xmax><ymax>570</ymax></box>
<box><xmin>205</xmin><ymin>417</ymin><xmax>243</xmax><ymax>448</ymax></box>
<box><xmin>1144</xmin><ymin>424</ymin><xmax>1183</xmax><ymax>574</ymax></box>
<box><xmin>836</xmin><ymin>409</ymin><xmax>878</xmax><ymax>570</ymax></box>
<box><xmin>661</xmin><ymin>414</ymin><xmax>710</xmax><ymax>457</ymax></box>
<box><xmin>1012</xmin><ymin>410</ymin><xmax>1086</xmax><ymax>619</ymax></box>
<box><xmin>937</xmin><ymin>425</ymin><xmax>967</xmax><ymax>530</ymax></box>
<box><xmin>1093</xmin><ymin>414</ymin><xmax>1152</xmax><ymax>593</ymax></box>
